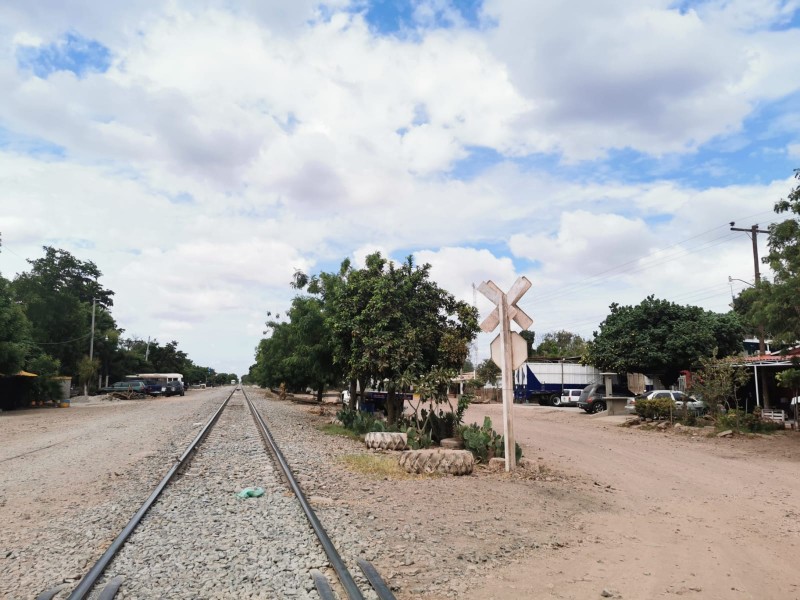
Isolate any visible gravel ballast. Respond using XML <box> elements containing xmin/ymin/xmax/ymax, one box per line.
<box><xmin>91</xmin><ymin>392</ymin><xmax>338</xmax><ymax>599</ymax></box>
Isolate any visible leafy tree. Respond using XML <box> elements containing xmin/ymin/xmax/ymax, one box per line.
<box><xmin>776</xmin><ymin>368</ymin><xmax>800</xmax><ymax>424</ymax></box>
<box><xmin>148</xmin><ymin>340</ymin><xmax>189</xmax><ymax>373</ymax></box>
<box><xmin>255</xmin><ymin>296</ymin><xmax>339</xmax><ymax>400</ymax></box>
<box><xmin>519</xmin><ymin>330</ymin><xmax>536</xmax><ymax>359</ymax></box>
<box><xmin>340</xmin><ymin>254</ymin><xmax>478</xmax><ymax>423</ymax></box>
<box><xmin>77</xmin><ymin>356</ymin><xmax>100</xmax><ymax>395</ymax></box>
<box><xmin>265</xmin><ymin>253</ymin><xmax>479</xmax><ymax>423</ymax></box>
<box><xmin>12</xmin><ymin>247</ymin><xmax>114</xmax><ymax>375</ymax></box>
<box><xmin>535</xmin><ymin>330</ymin><xmax>587</xmax><ymax>358</ymax></box>
<box><xmin>0</xmin><ymin>274</ymin><xmax>32</xmax><ymax>375</ymax></box>
<box><xmin>26</xmin><ymin>353</ymin><xmax>61</xmax><ymax>402</ymax></box>
<box><xmin>586</xmin><ymin>296</ymin><xmax>744</xmax><ymax>387</ymax></box>
<box><xmin>688</xmin><ymin>354</ymin><xmax>752</xmax><ymax>417</ymax></box>
<box><xmin>475</xmin><ymin>358</ymin><xmax>501</xmax><ymax>387</ymax></box>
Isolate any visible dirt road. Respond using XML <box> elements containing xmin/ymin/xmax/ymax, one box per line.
<box><xmin>462</xmin><ymin>403</ymin><xmax>800</xmax><ymax>600</ymax></box>
<box><xmin>3</xmin><ymin>393</ymin><xmax>799</xmax><ymax>599</ymax></box>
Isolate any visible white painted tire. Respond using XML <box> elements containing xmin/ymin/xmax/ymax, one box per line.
<box><xmin>364</xmin><ymin>432</ymin><xmax>408</xmax><ymax>451</ymax></box>
<box><xmin>398</xmin><ymin>449</ymin><xmax>474</xmax><ymax>475</ymax></box>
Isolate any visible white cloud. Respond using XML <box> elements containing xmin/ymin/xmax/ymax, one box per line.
<box><xmin>415</xmin><ymin>246</ymin><xmax>520</xmax><ymax>304</ymax></box>
<box><xmin>482</xmin><ymin>0</ymin><xmax>800</xmax><ymax>159</ymax></box>
<box><xmin>1</xmin><ymin>1</ymin><xmax>798</xmax><ymax>375</ymax></box>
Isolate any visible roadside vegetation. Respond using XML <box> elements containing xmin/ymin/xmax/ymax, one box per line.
<box><xmin>339</xmin><ymin>453</ymin><xmax>416</xmax><ymax>479</ymax></box>
<box><xmin>0</xmin><ymin>244</ymin><xmax>233</xmax><ymax>403</ymax></box>
<box><xmin>248</xmin><ymin>252</ymin><xmax>479</xmax><ymax>424</ymax></box>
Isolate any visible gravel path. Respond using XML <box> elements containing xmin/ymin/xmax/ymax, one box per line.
<box><xmin>89</xmin><ymin>391</ymin><xmax>334</xmax><ymax>599</ymax></box>
<box><xmin>12</xmin><ymin>386</ymin><xmax>791</xmax><ymax>599</ymax></box>
<box><xmin>1</xmin><ymin>391</ymin><xmax>227</xmax><ymax>600</ymax></box>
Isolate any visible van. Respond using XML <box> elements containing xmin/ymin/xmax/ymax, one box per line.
<box><xmin>577</xmin><ymin>382</ymin><xmax>635</xmax><ymax>413</ymax></box>
<box><xmin>554</xmin><ymin>389</ymin><xmax>582</xmax><ymax>407</ymax></box>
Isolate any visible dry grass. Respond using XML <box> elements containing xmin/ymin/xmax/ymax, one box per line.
<box><xmin>339</xmin><ymin>453</ymin><xmax>421</xmax><ymax>480</ymax></box>
<box><xmin>318</xmin><ymin>423</ymin><xmax>362</xmax><ymax>441</ymax></box>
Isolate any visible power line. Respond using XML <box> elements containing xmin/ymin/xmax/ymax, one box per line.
<box><xmin>520</xmin><ymin>231</ymin><xmax>740</xmax><ymax>308</ymax></box>
<box><xmin>25</xmin><ymin>332</ymin><xmax>93</xmax><ymax>346</ymax></box>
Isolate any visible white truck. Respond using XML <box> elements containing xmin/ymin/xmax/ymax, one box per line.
<box><xmin>514</xmin><ymin>361</ymin><xmax>603</xmax><ymax>406</ymax></box>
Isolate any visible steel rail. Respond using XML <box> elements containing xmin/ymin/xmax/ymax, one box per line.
<box><xmin>64</xmin><ymin>388</ymin><xmax>237</xmax><ymax>600</ymax></box>
<box><xmin>358</xmin><ymin>558</ymin><xmax>397</xmax><ymax>600</ymax></box>
<box><xmin>241</xmin><ymin>387</ymin><xmax>366</xmax><ymax>600</ymax></box>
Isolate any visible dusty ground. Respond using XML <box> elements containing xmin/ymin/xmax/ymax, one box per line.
<box><xmin>2</xmin><ymin>392</ymin><xmax>799</xmax><ymax>599</ymax></box>
<box><xmin>459</xmin><ymin>403</ymin><xmax>800</xmax><ymax>600</ymax></box>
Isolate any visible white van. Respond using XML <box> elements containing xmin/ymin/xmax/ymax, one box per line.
<box><xmin>554</xmin><ymin>389</ymin><xmax>582</xmax><ymax>407</ymax></box>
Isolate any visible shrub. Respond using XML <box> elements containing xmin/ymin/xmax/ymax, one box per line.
<box><xmin>336</xmin><ymin>408</ymin><xmax>384</xmax><ymax>435</ymax></box>
<box><xmin>406</xmin><ymin>427</ymin><xmax>432</xmax><ymax>449</ymax></box>
<box><xmin>402</xmin><ymin>393</ymin><xmax>473</xmax><ymax>444</ymax></box>
<box><xmin>459</xmin><ymin>416</ymin><xmax>522</xmax><ymax>463</ymax></box>
<box><xmin>716</xmin><ymin>409</ymin><xmax>784</xmax><ymax>434</ymax></box>
<box><xmin>635</xmin><ymin>398</ymin><xmax>674</xmax><ymax>420</ymax></box>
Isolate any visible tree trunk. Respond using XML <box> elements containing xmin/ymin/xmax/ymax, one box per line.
<box><xmin>316</xmin><ymin>386</ymin><xmax>323</xmax><ymax>404</ymax></box>
<box><xmin>348</xmin><ymin>377</ymin><xmax>358</xmax><ymax>410</ymax></box>
<box><xmin>387</xmin><ymin>386</ymin><xmax>397</xmax><ymax>424</ymax></box>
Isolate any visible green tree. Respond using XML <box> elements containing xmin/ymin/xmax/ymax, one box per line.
<box><xmin>776</xmin><ymin>368</ymin><xmax>800</xmax><ymax>424</ymax></box>
<box><xmin>12</xmin><ymin>247</ymin><xmax>114</xmax><ymax>375</ymax></box>
<box><xmin>26</xmin><ymin>353</ymin><xmax>61</xmax><ymax>402</ymax></box>
<box><xmin>535</xmin><ymin>330</ymin><xmax>587</xmax><ymax>358</ymax></box>
<box><xmin>586</xmin><ymin>296</ymin><xmax>744</xmax><ymax>387</ymax></box>
<box><xmin>475</xmin><ymin>358</ymin><xmax>501</xmax><ymax>387</ymax></box>
<box><xmin>519</xmin><ymin>330</ymin><xmax>536</xmax><ymax>359</ymax></box>
<box><xmin>688</xmin><ymin>354</ymin><xmax>752</xmax><ymax>417</ymax></box>
<box><xmin>255</xmin><ymin>296</ymin><xmax>339</xmax><ymax>400</ymax></box>
<box><xmin>0</xmin><ymin>274</ymin><xmax>32</xmax><ymax>375</ymax></box>
<box><xmin>272</xmin><ymin>253</ymin><xmax>479</xmax><ymax>423</ymax></box>
<box><xmin>148</xmin><ymin>340</ymin><xmax>190</xmax><ymax>373</ymax></box>
<box><xmin>77</xmin><ymin>356</ymin><xmax>100</xmax><ymax>395</ymax></box>
<box><xmin>343</xmin><ymin>254</ymin><xmax>478</xmax><ymax>423</ymax></box>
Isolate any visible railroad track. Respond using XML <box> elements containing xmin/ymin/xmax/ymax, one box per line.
<box><xmin>36</xmin><ymin>387</ymin><xmax>395</xmax><ymax>600</ymax></box>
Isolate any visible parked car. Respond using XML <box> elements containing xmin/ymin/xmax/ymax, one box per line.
<box><xmin>553</xmin><ymin>389</ymin><xmax>582</xmax><ymax>407</ymax></box>
<box><xmin>163</xmin><ymin>380</ymin><xmax>185</xmax><ymax>397</ymax></box>
<box><xmin>127</xmin><ymin>379</ymin><xmax>166</xmax><ymax>396</ymax></box>
<box><xmin>625</xmin><ymin>389</ymin><xmax>709</xmax><ymax>415</ymax></box>
<box><xmin>98</xmin><ymin>381</ymin><xmax>148</xmax><ymax>395</ymax></box>
<box><xmin>674</xmin><ymin>394</ymin><xmax>712</xmax><ymax>416</ymax></box>
<box><xmin>577</xmin><ymin>382</ymin><xmax>636</xmax><ymax>413</ymax></box>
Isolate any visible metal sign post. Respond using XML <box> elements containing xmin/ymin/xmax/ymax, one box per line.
<box><xmin>478</xmin><ymin>277</ymin><xmax>532</xmax><ymax>471</ymax></box>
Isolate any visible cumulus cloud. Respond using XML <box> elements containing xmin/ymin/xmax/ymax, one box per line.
<box><xmin>482</xmin><ymin>0</ymin><xmax>800</xmax><ymax>159</ymax></box>
<box><xmin>0</xmin><ymin>0</ymin><xmax>797</xmax><ymax>374</ymax></box>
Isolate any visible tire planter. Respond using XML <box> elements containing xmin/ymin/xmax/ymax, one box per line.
<box><xmin>440</xmin><ymin>437</ymin><xmax>464</xmax><ymax>450</ymax></box>
<box><xmin>364</xmin><ymin>432</ymin><xmax>408</xmax><ymax>451</ymax></box>
<box><xmin>398</xmin><ymin>449</ymin><xmax>474</xmax><ymax>475</ymax></box>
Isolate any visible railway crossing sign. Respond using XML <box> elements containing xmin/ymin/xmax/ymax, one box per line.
<box><xmin>490</xmin><ymin>331</ymin><xmax>528</xmax><ymax>370</ymax></box>
<box><xmin>478</xmin><ymin>276</ymin><xmax>533</xmax><ymax>472</ymax></box>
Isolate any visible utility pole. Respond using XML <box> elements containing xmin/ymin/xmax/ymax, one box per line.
<box><xmin>730</xmin><ymin>222</ymin><xmax>770</xmax><ymax>406</ymax></box>
<box><xmin>472</xmin><ymin>283</ymin><xmax>479</xmax><ymax>371</ymax></box>
<box><xmin>730</xmin><ymin>223</ymin><xmax>768</xmax><ymax>286</ymax></box>
<box><xmin>145</xmin><ymin>336</ymin><xmax>151</xmax><ymax>362</ymax></box>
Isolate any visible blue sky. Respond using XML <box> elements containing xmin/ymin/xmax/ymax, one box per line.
<box><xmin>0</xmin><ymin>0</ymin><xmax>799</xmax><ymax>375</ymax></box>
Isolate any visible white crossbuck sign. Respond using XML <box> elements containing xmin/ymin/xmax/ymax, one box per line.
<box><xmin>477</xmin><ymin>276</ymin><xmax>533</xmax><ymax>471</ymax></box>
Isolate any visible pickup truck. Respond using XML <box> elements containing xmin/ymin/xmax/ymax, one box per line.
<box><xmin>126</xmin><ymin>379</ymin><xmax>167</xmax><ymax>396</ymax></box>
<box><xmin>163</xmin><ymin>380</ymin><xmax>185</xmax><ymax>397</ymax></box>
<box><xmin>99</xmin><ymin>381</ymin><xmax>149</xmax><ymax>395</ymax></box>
<box><xmin>342</xmin><ymin>390</ymin><xmax>414</xmax><ymax>413</ymax></box>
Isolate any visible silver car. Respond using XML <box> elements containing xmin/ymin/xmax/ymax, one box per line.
<box><xmin>625</xmin><ymin>390</ymin><xmax>695</xmax><ymax>415</ymax></box>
